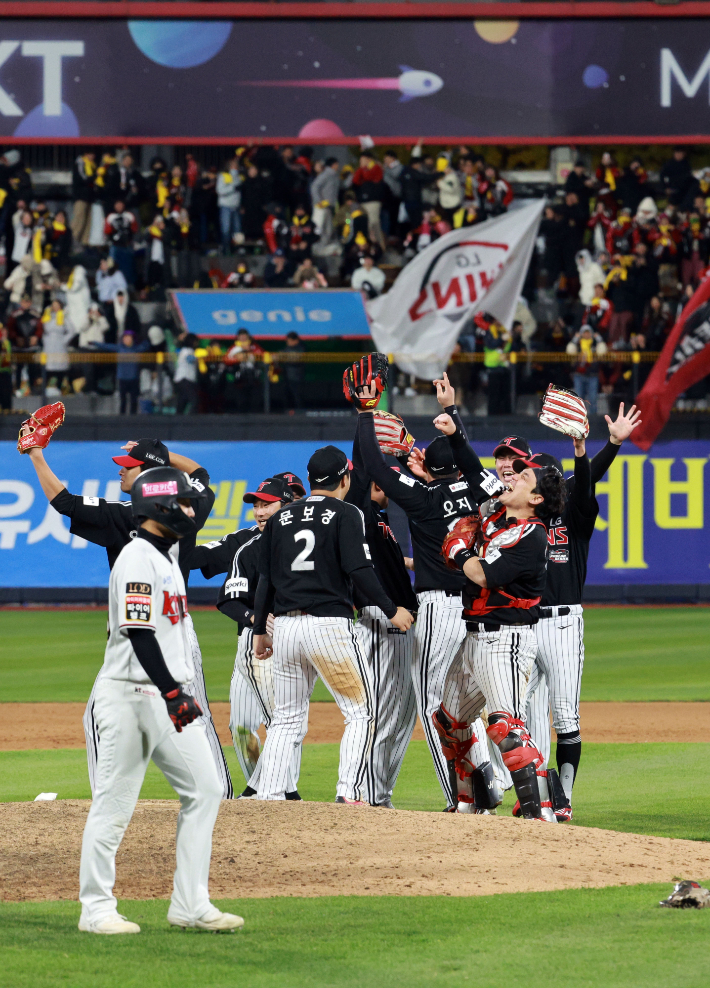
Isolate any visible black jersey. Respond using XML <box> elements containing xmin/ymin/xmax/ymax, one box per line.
<box><xmin>357</xmin><ymin>412</ymin><xmax>502</xmax><ymax>594</ymax></box>
<box><xmin>253</xmin><ymin>495</ymin><xmax>396</xmax><ymax>630</ymax></box>
<box><xmin>184</xmin><ymin>524</ymin><xmax>261</xmax><ymax>630</ymax></box>
<box><xmin>463</xmin><ymin>513</ymin><xmax>549</xmax><ymax>629</ymax></box>
<box><xmin>346</xmin><ymin>421</ymin><xmax>418</xmax><ymax>613</ymax></box>
<box><xmin>50</xmin><ymin>466</ymin><xmax>215</xmax><ymax>585</ymax></box>
<box><xmin>187</xmin><ymin>525</ymin><xmax>258</xmax><ymax>581</ymax></box>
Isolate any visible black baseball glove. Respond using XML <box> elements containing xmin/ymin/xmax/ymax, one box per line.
<box><xmin>343</xmin><ymin>352</ymin><xmax>389</xmax><ymax>410</ymax></box>
<box><xmin>162</xmin><ymin>688</ymin><xmax>202</xmax><ymax>732</ymax></box>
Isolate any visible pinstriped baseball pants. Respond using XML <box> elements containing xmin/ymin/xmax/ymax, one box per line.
<box><xmin>257</xmin><ymin>614</ymin><xmax>375</xmax><ymax>801</ymax></box>
<box><xmin>357</xmin><ymin>606</ymin><xmax>417</xmax><ymax>806</ymax></box>
<box><xmin>413</xmin><ymin>592</ymin><xmax>490</xmax><ymax>804</ymax></box>
<box><xmin>229</xmin><ymin>627</ymin><xmax>304</xmax><ymax>793</ymax></box>
<box><xmin>83</xmin><ymin>613</ymin><xmax>233</xmax><ymax>799</ymax></box>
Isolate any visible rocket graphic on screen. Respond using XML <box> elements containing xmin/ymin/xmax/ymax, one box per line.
<box><xmin>242</xmin><ymin>66</ymin><xmax>443</xmax><ymax>102</ymax></box>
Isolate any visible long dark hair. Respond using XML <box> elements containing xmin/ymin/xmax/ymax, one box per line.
<box><xmin>533</xmin><ymin>469</ymin><xmax>567</xmax><ymax>527</ymax></box>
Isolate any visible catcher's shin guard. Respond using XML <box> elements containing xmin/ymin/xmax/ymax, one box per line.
<box><xmin>471</xmin><ymin>761</ymin><xmax>503</xmax><ymax>811</ymax></box>
<box><xmin>512</xmin><ymin>770</ymin><xmax>558</xmax><ymax>821</ymax></box>
<box><xmin>510</xmin><ymin>764</ymin><xmax>543</xmax><ymax>820</ymax></box>
<box><xmin>432</xmin><ymin>705</ymin><xmax>477</xmax><ymax>810</ymax></box>
<box><xmin>546</xmin><ymin>767</ymin><xmax>573</xmax><ymax>822</ymax></box>
<box><xmin>487</xmin><ymin>713</ymin><xmax>543</xmax><ymax>819</ymax></box>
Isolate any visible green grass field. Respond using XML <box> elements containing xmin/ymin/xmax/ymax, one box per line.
<box><xmin>3</xmin><ymin>886</ymin><xmax>710</xmax><ymax>988</ymax></box>
<box><xmin>3</xmin><ymin>606</ymin><xmax>709</xmax><ymax>703</ymax></box>
<box><xmin>2</xmin><ymin>606</ymin><xmax>709</xmax><ymax>987</ymax></box>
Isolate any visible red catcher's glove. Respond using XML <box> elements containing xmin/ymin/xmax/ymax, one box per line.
<box><xmin>162</xmin><ymin>688</ymin><xmax>202</xmax><ymax>733</ymax></box>
<box><xmin>17</xmin><ymin>402</ymin><xmax>65</xmax><ymax>454</ymax></box>
<box><xmin>343</xmin><ymin>352</ymin><xmax>389</xmax><ymax>410</ymax></box>
<box><xmin>441</xmin><ymin>514</ymin><xmax>480</xmax><ymax>571</ymax></box>
<box><xmin>373</xmin><ymin>410</ymin><xmax>415</xmax><ymax>457</ymax></box>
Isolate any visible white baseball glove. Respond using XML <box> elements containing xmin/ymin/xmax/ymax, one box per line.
<box><xmin>539</xmin><ymin>385</ymin><xmax>589</xmax><ymax>440</ymax></box>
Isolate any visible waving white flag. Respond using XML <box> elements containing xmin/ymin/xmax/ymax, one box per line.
<box><xmin>367</xmin><ymin>200</ymin><xmax>544</xmax><ymax>379</ymax></box>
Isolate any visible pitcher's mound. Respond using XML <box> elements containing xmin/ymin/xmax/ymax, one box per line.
<box><xmin>2</xmin><ymin>800</ymin><xmax>709</xmax><ymax>901</ymax></box>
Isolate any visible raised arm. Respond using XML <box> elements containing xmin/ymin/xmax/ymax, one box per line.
<box><xmin>591</xmin><ymin>402</ymin><xmax>642</xmax><ymax>484</ymax></box>
<box><xmin>344</xmin><ymin>416</ymin><xmax>372</xmax><ymax>513</ymax></box>
<box><xmin>26</xmin><ymin>447</ymin><xmax>66</xmax><ymax>502</ymax></box>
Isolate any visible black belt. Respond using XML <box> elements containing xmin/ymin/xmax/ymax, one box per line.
<box><xmin>418</xmin><ymin>589</ymin><xmax>461</xmax><ymax>597</ymax></box>
<box><xmin>467</xmin><ymin>621</ymin><xmax>536</xmax><ymax>633</ymax></box>
<box><xmin>538</xmin><ymin>606</ymin><xmax>570</xmax><ymax>619</ymax></box>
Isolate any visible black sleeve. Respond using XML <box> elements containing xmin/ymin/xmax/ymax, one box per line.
<box><xmin>350</xmin><ymin>566</ymin><xmax>397</xmax><ymax>619</ymax></box>
<box><xmin>190</xmin><ymin>467</ymin><xmax>216</xmax><ymax>532</ymax></box>
<box><xmin>125</xmin><ymin>627</ymin><xmax>180</xmax><ymax>694</ymax></box>
<box><xmin>590</xmin><ymin>440</ymin><xmax>620</xmax><ymax>486</ymax></box>
<box><xmin>444</xmin><ymin>404</ymin><xmax>504</xmax><ymax>502</ymax></box>
<box><xmin>50</xmin><ymin>487</ymin><xmax>74</xmax><ymax>516</ymax></box>
<box><xmin>446</xmin><ymin>404</ymin><xmax>470</xmax><ymax>443</ymax></box>
<box><xmin>50</xmin><ymin>489</ymin><xmax>131</xmax><ymax>547</ymax></box>
<box><xmin>184</xmin><ymin>534</ymin><xmax>240</xmax><ymax>579</ymax></box>
<box><xmin>344</xmin><ymin>416</ymin><xmax>372</xmax><ymax>513</ymax></box>
<box><xmin>570</xmin><ymin>452</ymin><xmax>595</xmax><ymax>514</ymax></box>
<box><xmin>217</xmin><ymin>598</ymin><xmax>254</xmax><ymax>626</ymax></box>
<box><xmin>357</xmin><ymin>411</ymin><xmax>431</xmax><ymax>517</ymax></box>
<box><xmin>253</xmin><ymin>574</ymin><xmax>275</xmax><ymax>635</ymax></box>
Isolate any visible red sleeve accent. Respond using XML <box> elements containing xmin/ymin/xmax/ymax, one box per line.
<box><xmin>501</xmin><ymin>179</ymin><xmax>513</xmax><ymax>207</ymax></box>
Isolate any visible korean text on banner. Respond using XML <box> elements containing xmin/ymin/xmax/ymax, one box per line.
<box><xmin>366</xmin><ymin>202</ymin><xmax>544</xmax><ymax>380</ymax></box>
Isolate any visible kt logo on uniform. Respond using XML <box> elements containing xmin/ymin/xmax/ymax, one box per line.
<box><xmin>162</xmin><ymin>591</ymin><xmax>187</xmax><ymax>625</ymax></box>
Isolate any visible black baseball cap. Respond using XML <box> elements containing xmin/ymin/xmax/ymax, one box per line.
<box><xmin>512</xmin><ymin>458</ymin><xmax>557</xmax><ymax>487</ymax></box>
<box><xmin>424</xmin><ymin>436</ymin><xmax>457</xmax><ymax>476</ymax></box>
<box><xmin>113</xmin><ymin>438</ymin><xmax>170</xmax><ymax>469</ymax></box>
<box><xmin>308</xmin><ymin>445</ymin><xmax>352</xmax><ymax>487</ymax></box>
<box><xmin>273</xmin><ymin>471</ymin><xmax>306</xmax><ymax>497</ymax></box>
<box><xmin>528</xmin><ymin>452</ymin><xmax>564</xmax><ymax>476</ymax></box>
<box><xmin>493</xmin><ymin>435</ymin><xmax>532</xmax><ymax>459</ymax></box>
<box><xmin>244</xmin><ymin>478</ymin><xmax>294</xmax><ymax>504</ymax></box>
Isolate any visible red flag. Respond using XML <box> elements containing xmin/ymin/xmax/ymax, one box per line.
<box><xmin>632</xmin><ymin>273</ymin><xmax>710</xmax><ymax>451</ymax></box>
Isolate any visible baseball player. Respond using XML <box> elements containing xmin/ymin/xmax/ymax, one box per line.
<box><xmin>352</xmin><ymin>394</ymin><xmax>503</xmax><ymax>810</ymax></box>
<box><xmin>18</xmin><ymin>413</ymin><xmax>231</xmax><ymax>799</ymax></box>
<box><xmin>186</xmin><ymin>476</ymin><xmax>306</xmax><ymax>799</ymax></box>
<box><xmin>252</xmin><ymin>445</ymin><xmax>413</xmax><ymax>803</ymax></box>
<box><xmin>79</xmin><ymin>466</ymin><xmax>242</xmax><ymax>934</ymax></box>
<box><xmin>438</xmin><ymin>457</ymin><xmax>568</xmax><ymax>819</ymax></box>
<box><xmin>346</xmin><ymin>415</ymin><xmax>418</xmax><ymax>807</ymax></box>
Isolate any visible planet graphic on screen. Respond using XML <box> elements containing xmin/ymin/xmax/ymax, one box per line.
<box><xmin>128</xmin><ymin>21</ymin><xmax>232</xmax><ymax>68</ymax></box>
<box><xmin>583</xmin><ymin>65</ymin><xmax>609</xmax><ymax>89</ymax></box>
<box><xmin>298</xmin><ymin>119</ymin><xmax>345</xmax><ymax>139</ymax></box>
<box><xmin>14</xmin><ymin>103</ymin><xmax>80</xmax><ymax>138</ymax></box>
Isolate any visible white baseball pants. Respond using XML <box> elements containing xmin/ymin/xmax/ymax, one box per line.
<box><xmin>229</xmin><ymin>627</ymin><xmax>304</xmax><ymax>793</ymax></box>
<box><xmin>257</xmin><ymin>614</ymin><xmax>374</xmax><ymax>802</ymax></box>
<box><xmin>79</xmin><ymin>678</ymin><xmax>222</xmax><ymax>926</ymax></box>
<box><xmin>357</xmin><ymin>606</ymin><xmax>417</xmax><ymax>806</ymax></box>
<box><xmin>469</xmin><ymin>625</ymin><xmax>538</xmax><ymax>723</ymax></box>
<box><xmin>84</xmin><ymin>613</ymin><xmax>233</xmax><ymax>799</ymax></box>
<box><xmin>414</xmin><ymin>592</ymin><xmax>489</xmax><ymax>804</ymax></box>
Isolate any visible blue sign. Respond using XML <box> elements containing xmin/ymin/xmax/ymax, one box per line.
<box><xmin>170</xmin><ymin>290</ymin><xmax>370</xmax><ymax>339</ymax></box>
<box><xmin>1</xmin><ymin>439</ymin><xmax>708</xmax><ymax>588</ymax></box>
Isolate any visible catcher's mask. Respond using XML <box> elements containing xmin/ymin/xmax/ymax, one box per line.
<box><xmin>130</xmin><ymin>466</ymin><xmax>206</xmax><ymax>539</ymax></box>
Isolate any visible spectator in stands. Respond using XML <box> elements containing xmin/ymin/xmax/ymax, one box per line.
<box><xmin>352</xmin><ymin>151</ymin><xmax>386</xmax><ymax>250</ymax></box>
<box><xmin>96</xmin><ymin>257</ymin><xmax>127</xmax><ymax>306</ymax></box>
<box><xmin>351</xmin><ymin>255</ymin><xmax>386</xmax><ymax>297</ymax></box>
<box><xmin>564</xmin><ymin>160</ymin><xmax>594</xmax><ymax>217</ymax></box>
<box><xmin>292</xmin><ymin>256</ymin><xmax>327</xmax><ymax>288</ymax></box>
<box><xmin>629</xmin><ymin>242</ymin><xmax>659</xmax><ymax>331</ymax></box>
<box><xmin>75</xmin><ymin>302</ymin><xmax>109</xmax><ymax>394</ymax></box>
<box><xmin>576</xmin><ymin>249</ymin><xmax>605</xmax><ymax>306</ymax></box>
<box><xmin>457</xmin><ymin>156</ymin><xmax>482</xmax><ymax>226</ymax></box>
<box><xmin>382</xmin><ymin>150</ymin><xmax>403</xmax><ymax>235</ymax></box>
<box><xmin>310</xmin><ymin>157</ymin><xmax>341</xmax><ymax>244</ymax></box>
<box><xmin>617</xmin><ymin>159</ymin><xmax>649</xmax><ymax>214</ymax></box>
<box><xmin>95</xmin><ymin>329</ymin><xmax>149</xmax><ymax>414</ymax></box>
<box><xmin>263</xmin><ymin>203</ymin><xmax>289</xmax><ymax>255</ymax></box>
<box><xmin>479</xmin><ymin>166</ymin><xmax>513</xmax><ymax>219</ymax></box>
<box><xmin>104</xmin><ymin>200</ymin><xmax>138</xmax><ymax>287</ymax></box>
<box><xmin>481</xmin><ymin>314</ymin><xmax>512</xmax><ymax>415</ymax></box>
<box><xmin>173</xmin><ymin>332</ymin><xmax>199</xmax><ymax>414</ymax></box>
<box><xmin>437</xmin><ymin>164</ymin><xmax>463</xmax><ymax>226</ymax></box>
<box><xmin>660</xmin><ymin>147</ymin><xmax>694</xmax><ymax>208</ymax></box>
<box><xmin>642</xmin><ymin>295</ymin><xmax>671</xmax><ymax>352</ymax></box>
<box><xmin>539</xmin><ymin>205</ymin><xmax>565</xmax><ymax>284</ymax></box>
<box><xmin>605</xmin><ymin>259</ymin><xmax>637</xmax><ymax>345</ymax></box>
<box><xmin>224</xmin><ymin>328</ymin><xmax>264</xmax><ymax>413</ymax></box>
<box><xmin>400</xmin><ymin>157</ymin><xmax>437</xmax><ymax>231</ymax></box>
<box><xmin>117</xmin><ymin>153</ymin><xmax>145</xmax><ymax>212</ymax></box>
<box><xmin>192</xmin><ymin>165</ymin><xmax>219</xmax><ymax>247</ymax></box>
<box><xmin>585</xmin><ymin>283</ymin><xmax>613</xmax><ymax>337</ymax></box>
<box><xmin>241</xmin><ymin>164</ymin><xmax>269</xmax><ymax>241</ymax></box>
<box><xmin>263</xmin><ymin>250</ymin><xmax>291</xmax><ymax>288</ymax></box>
<box><xmin>561</xmin><ymin>191</ymin><xmax>587</xmax><ymax>287</ymax></box>
<box><xmin>680</xmin><ymin>211</ymin><xmax>709</xmax><ymax>289</ymax></box>
<box><xmin>404</xmin><ymin>208</ymin><xmax>449</xmax><ymax>253</ymax></box>
<box><xmin>0</xmin><ymin>322</ymin><xmax>12</xmax><ymax>409</ymax></box>
<box><xmin>64</xmin><ymin>264</ymin><xmax>91</xmax><ymax>338</ymax></box>
<box><xmin>281</xmin><ymin>330</ymin><xmax>306</xmax><ymax>412</ymax></box>
<box><xmin>45</xmin><ymin>210</ymin><xmax>72</xmax><ymax>271</ymax></box>
<box><xmin>105</xmin><ymin>288</ymin><xmax>141</xmax><ymax>345</ymax></box>
<box><xmin>147</xmin><ymin>216</ymin><xmax>166</xmax><ymax>288</ymax></box>
<box><xmin>4</xmin><ymin>255</ymin><xmax>34</xmax><ymax>306</ymax></box>
<box><xmin>587</xmin><ymin>200</ymin><xmax>613</xmax><ymax>257</ymax></box>
<box><xmin>10</xmin><ymin>209</ymin><xmax>34</xmax><ymax>271</ymax></box>
<box><xmin>595</xmin><ymin>152</ymin><xmax>621</xmax><ymax>217</ymax></box>
<box><xmin>567</xmin><ymin>324</ymin><xmax>606</xmax><ymax>410</ymax></box>
<box><xmin>287</xmin><ymin>204</ymin><xmax>317</xmax><ymax>262</ymax></box>
<box><xmin>42</xmin><ymin>299</ymin><xmax>74</xmax><ymax>396</ymax></box>
<box><xmin>217</xmin><ymin>156</ymin><xmax>243</xmax><ymax>254</ymax></box>
<box><xmin>7</xmin><ymin>295</ymin><xmax>41</xmax><ymax>395</ymax></box>
<box><xmin>71</xmin><ymin>151</ymin><xmax>96</xmax><ymax>246</ymax></box>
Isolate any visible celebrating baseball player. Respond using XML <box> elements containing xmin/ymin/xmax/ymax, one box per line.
<box><xmin>346</xmin><ymin>356</ymin><xmax>504</xmax><ymax>811</ymax></box>
<box><xmin>16</xmin><ymin>405</ymin><xmax>232</xmax><ymax>799</ymax></box>
<box><xmin>78</xmin><ymin>466</ymin><xmax>242</xmax><ymax>934</ymax></box>
<box><xmin>252</xmin><ymin>445</ymin><xmax>413</xmax><ymax>803</ymax></box>
<box><xmin>345</xmin><ymin>414</ymin><xmax>419</xmax><ymax>808</ymax></box>
<box><xmin>186</xmin><ymin>475</ymin><xmax>306</xmax><ymax>799</ymax></box>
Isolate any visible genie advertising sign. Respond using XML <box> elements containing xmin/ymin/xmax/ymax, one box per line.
<box><xmin>3</xmin><ymin>18</ymin><xmax>710</xmax><ymax>140</ymax></box>
<box><xmin>1</xmin><ymin>440</ymin><xmax>708</xmax><ymax>589</ymax></box>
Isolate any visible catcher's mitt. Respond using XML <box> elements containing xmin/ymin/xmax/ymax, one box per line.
<box><xmin>441</xmin><ymin>515</ymin><xmax>480</xmax><ymax>571</ymax></box>
<box><xmin>343</xmin><ymin>352</ymin><xmax>389</xmax><ymax>410</ymax></box>
<box><xmin>659</xmin><ymin>881</ymin><xmax>710</xmax><ymax>909</ymax></box>
<box><xmin>374</xmin><ymin>410</ymin><xmax>415</xmax><ymax>457</ymax></box>
<box><xmin>17</xmin><ymin>402</ymin><xmax>65</xmax><ymax>454</ymax></box>
<box><xmin>539</xmin><ymin>384</ymin><xmax>589</xmax><ymax>440</ymax></box>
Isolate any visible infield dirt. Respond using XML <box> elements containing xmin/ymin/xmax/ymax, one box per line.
<box><xmin>2</xmin><ymin>701</ymin><xmax>709</xmax><ymax>751</ymax></box>
<box><xmin>2</xmin><ymin>799</ymin><xmax>709</xmax><ymax>902</ymax></box>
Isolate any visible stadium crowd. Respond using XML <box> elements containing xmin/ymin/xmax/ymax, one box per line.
<box><xmin>0</xmin><ymin>143</ymin><xmax>707</xmax><ymax>415</ymax></box>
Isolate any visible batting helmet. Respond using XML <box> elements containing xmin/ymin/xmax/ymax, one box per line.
<box><xmin>131</xmin><ymin>466</ymin><xmax>206</xmax><ymax>538</ymax></box>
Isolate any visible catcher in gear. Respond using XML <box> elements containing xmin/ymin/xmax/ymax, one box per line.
<box><xmin>343</xmin><ymin>352</ymin><xmax>389</xmax><ymax>410</ymax></box>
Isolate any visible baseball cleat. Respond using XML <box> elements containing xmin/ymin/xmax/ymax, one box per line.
<box><xmin>168</xmin><ymin>908</ymin><xmax>244</xmax><ymax>933</ymax></box>
<box><xmin>285</xmin><ymin>790</ymin><xmax>302</xmax><ymax>801</ymax></box>
<box><xmin>237</xmin><ymin>786</ymin><xmax>257</xmax><ymax>799</ymax></box>
<box><xmin>555</xmin><ymin>805</ymin><xmax>573</xmax><ymax>822</ymax></box>
<box><xmin>376</xmin><ymin>799</ymin><xmax>395</xmax><ymax>809</ymax></box>
<box><xmin>512</xmin><ymin>800</ymin><xmax>522</xmax><ymax>818</ymax></box>
<box><xmin>79</xmin><ymin>913</ymin><xmax>140</xmax><ymax>935</ymax></box>
<box><xmin>335</xmin><ymin>796</ymin><xmax>368</xmax><ymax>806</ymax></box>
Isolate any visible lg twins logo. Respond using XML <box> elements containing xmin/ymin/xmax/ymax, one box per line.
<box><xmin>408</xmin><ymin>239</ymin><xmax>509</xmax><ymax>322</ymax></box>
<box><xmin>162</xmin><ymin>591</ymin><xmax>187</xmax><ymax>625</ymax></box>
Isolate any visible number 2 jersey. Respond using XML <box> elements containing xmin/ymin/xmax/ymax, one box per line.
<box><xmin>254</xmin><ymin>495</ymin><xmax>396</xmax><ymax>627</ymax></box>
<box><xmin>103</xmin><ymin>531</ymin><xmax>193</xmax><ymax>684</ymax></box>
